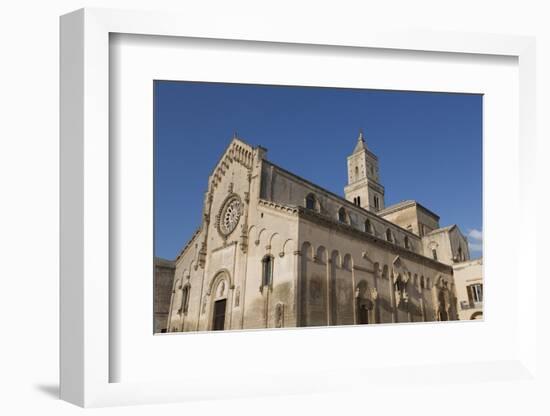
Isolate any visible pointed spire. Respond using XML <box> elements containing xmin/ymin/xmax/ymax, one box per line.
<box><xmin>233</xmin><ymin>131</ymin><xmax>239</xmax><ymax>139</ymax></box>
<box><xmin>353</xmin><ymin>129</ymin><xmax>367</xmax><ymax>154</ymax></box>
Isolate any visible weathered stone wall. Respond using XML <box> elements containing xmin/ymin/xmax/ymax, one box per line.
<box><xmin>379</xmin><ymin>202</ymin><xmax>440</xmax><ymax>237</ymax></box>
<box><xmin>453</xmin><ymin>258</ymin><xmax>483</xmax><ymax>320</ymax></box>
<box><xmin>154</xmin><ymin>258</ymin><xmax>175</xmax><ymax>333</ymax></box>
<box><xmin>261</xmin><ymin>161</ymin><xmax>422</xmax><ymax>255</ymax></box>
<box><xmin>416</xmin><ymin>207</ymin><xmax>440</xmax><ymax>235</ymax></box>
<box><xmin>379</xmin><ymin>203</ymin><xmax>420</xmax><ymax>234</ymax></box>
<box><xmin>166</xmin><ymin>228</ymin><xmax>204</xmax><ymax>332</ymax></box>
<box><xmin>297</xmin><ymin>209</ymin><xmax>457</xmax><ymax>326</ymax></box>
<box><xmin>168</xmin><ymin>139</ymin><xmax>300</xmax><ymax>332</ymax></box>
<box><xmin>422</xmin><ymin>226</ymin><xmax>469</xmax><ymax>265</ymax></box>
<box><xmin>242</xmin><ymin>202</ymin><xmax>299</xmax><ymax>329</ymax></box>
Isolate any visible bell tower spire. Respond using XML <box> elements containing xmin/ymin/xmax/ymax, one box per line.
<box><xmin>344</xmin><ymin>130</ymin><xmax>385</xmax><ymax>212</ymax></box>
<box><xmin>353</xmin><ymin>129</ymin><xmax>367</xmax><ymax>153</ymax></box>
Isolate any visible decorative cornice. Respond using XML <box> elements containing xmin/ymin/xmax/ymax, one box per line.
<box><xmin>297</xmin><ymin>207</ymin><xmax>453</xmax><ymax>274</ymax></box>
<box><xmin>209</xmin><ymin>138</ymin><xmax>255</xmax><ymax>189</ymax></box>
<box><xmin>257</xmin><ymin>199</ymin><xmax>299</xmax><ymax>216</ymax></box>
<box><xmin>262</xmin><ymin>160</ymin><xmax>419</xmax><ymax>241</ymax></box>
<box><xmin>175</xmin><ymin>227</ymin><xmax>202</xmax><ymax>262</ymax></box>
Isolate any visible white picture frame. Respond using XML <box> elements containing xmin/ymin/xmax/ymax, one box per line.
<box><xmin>60</xmin><ymin>7</ymin><xmax>538</xmax><ymax>408</ymax></box>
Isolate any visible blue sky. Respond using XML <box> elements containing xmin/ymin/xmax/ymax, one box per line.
<box><xmin>154</xmin><ymin>81</ymin><xmax>483</xmax><ymax>260</ymax></box>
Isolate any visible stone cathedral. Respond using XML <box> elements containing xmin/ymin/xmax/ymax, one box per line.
<box><xmin>159</xmin><ymin>132</ymin><xmax>474</xmax><ymax>333</ymax></box>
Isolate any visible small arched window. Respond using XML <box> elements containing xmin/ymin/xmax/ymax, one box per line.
<box><xmin>420</xmin><ymin>276</ymin><xmax>425</xmax><ymax>289</ymax></box>
<box><xmin>404</xmin><ymin>236</ymin><xmax>410</xmax><ymax>249</ymax></box>
<box><xmin>180</xmin><ymin>284</ymin><xmax>190</xmax><ymax>315</ymax></box>
<box><xmin>426</xmin><ymin>277</ymin><xmax>431</xmax><ymax>289</ymax></box>
<box><xmin>338</xmin><ymin>207</ymin><xmax>348</xmax><ymax>224</ymax></box>
<box><xmin>262</xmin><ymin>255</ymin><xmax>273</xmax><ymax>287</ymax></box>
<box><xmin>458</xmin><ymin>246</ymin><xmax>463</xmax><ymax>261</ymax></box>
<box><xmin>355</xmin><ymin>166</ymin><xmax>359</xmax><ymax>178</ymax></box>
<box><xmin>365</xmin><ymin>219</ymin><xmax>372</xmax><ymax>234</ymax></box>
<box><xmin>386</xmin><ymin>228</ymin><xmax>393</xmax><ymax>242</ymax></box>
<box><xmin>357</xmin><ymin>196</ymin><xmax>361</xmax><ymax>206</ymax></box>
<box><xmin>305</xmin><ymin>193</ymin><xmax>316</xmax><ymax>210</ymax></box>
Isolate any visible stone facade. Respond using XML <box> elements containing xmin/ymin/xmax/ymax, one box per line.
<box><xmin>453</xmin><ymin>258</ymin><xmax>483</xmax><ymax>320</ymax></box>
<box><xmin>154</xmin><ymin>257</ymin><xmax>175</xmax><ymax>333</ymax></box>
<box><xmin>163</xmin><ymin>133</ymin><xmax>481</xmax><ymax>333</ymax></box>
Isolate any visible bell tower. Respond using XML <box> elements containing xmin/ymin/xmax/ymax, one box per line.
<box><xmin>344</xmin><ymin>131</ymin><xmax>385</xmax><ymax>212</ymax></box>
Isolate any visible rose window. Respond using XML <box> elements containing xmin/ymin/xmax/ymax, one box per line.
<box><xmin>219</xmin><ymin>196</ymin><xmax>241</xmax><ymax>236</ymax></box>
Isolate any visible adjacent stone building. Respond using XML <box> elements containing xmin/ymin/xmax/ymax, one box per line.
<box><xmin>453</xmin><ymin>258</ymin><xmax>483</xmax><ymax>320</ymax></box>
<box><xmin>162</xmin><ymin>132</ymin><xmax>481</xmax><ymax>333</ymax></box>
<box><xmin>154</xmin><ymin>257</ymin><xmax>175</xmax><ymax>333</ymax></box>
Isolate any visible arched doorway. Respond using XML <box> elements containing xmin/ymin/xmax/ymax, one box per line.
<box><xmin>355</xmin><ymin>280</ymin><xmax>372</xmax><ymax>324</ymax></box>
<box><xmin>212</xmin><ymin>299</ymin><xmax>227</xmax><ymax>330</ymax></box>
<box><xmin>208</xmin><ymin>270</ymin><xmax>231</xmax><ymax>331</ymax></box>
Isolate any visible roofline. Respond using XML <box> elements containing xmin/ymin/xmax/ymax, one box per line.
<box><xmin>263</xmin><ymin>160</ymin><xmax>421</xmax><ymax>241</ymax></box>
<box><xmin>378</xmin><ymin>200</ymin><xmax>440</xmax><ymax>221</ymax></box>
<box><xmin>256</xmin><ymin>198</ymin><xmax>453</xmax><ymax>273</ymax></box>
<box><xmin>348</xmin><ymin>148</ymin><xmax>378</xmax><ymax>161</ymax></box>
<box><xmin>426</xmin><ymin>224</ymin><xmax>457</xmax><ymax>236</ymax></box>
<box><xmin>297</xmin><ymin>207</ymin><xmax>453</xmax><ymax>274</ymax></box>
<box><xmin>174</xmin><ymin>226</ymin><xmax>202</xmax><ymax>262</ymax></box>
<box><xmin>207</xmin><ymin>136</ymin><xmax>258</xmax><ymax>179</ymax></box>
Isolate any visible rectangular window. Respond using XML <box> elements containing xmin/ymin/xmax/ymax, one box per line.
<box><xmin>374</xmin><ymin>195</ymin><xmax>379</xmax><ymax>209</ymax></box>
<box><xmin>432</xmin><ymin>249</ymin><xmax>438</xmax><ymax>260</ymax></box>
<box><xmin>468</xmin><ymin>284</ymin><xmax>483</xmax><ymax>305</ymax></box>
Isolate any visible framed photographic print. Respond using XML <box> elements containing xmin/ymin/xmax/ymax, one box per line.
<box><xmin>153</xmin><ymin>81</ymin><xmax>482</xmax><ymax>335</ymax></box>
<box><xmin>60</xmin><ymin>7</ymin><xmax>538</xmax><ymax>408</ymax></box>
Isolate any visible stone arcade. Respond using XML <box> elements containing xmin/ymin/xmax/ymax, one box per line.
<box><xmin>160</xmin><ymin>133</ymin><xmax>480</xmax><ymax>333</ymax></box>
